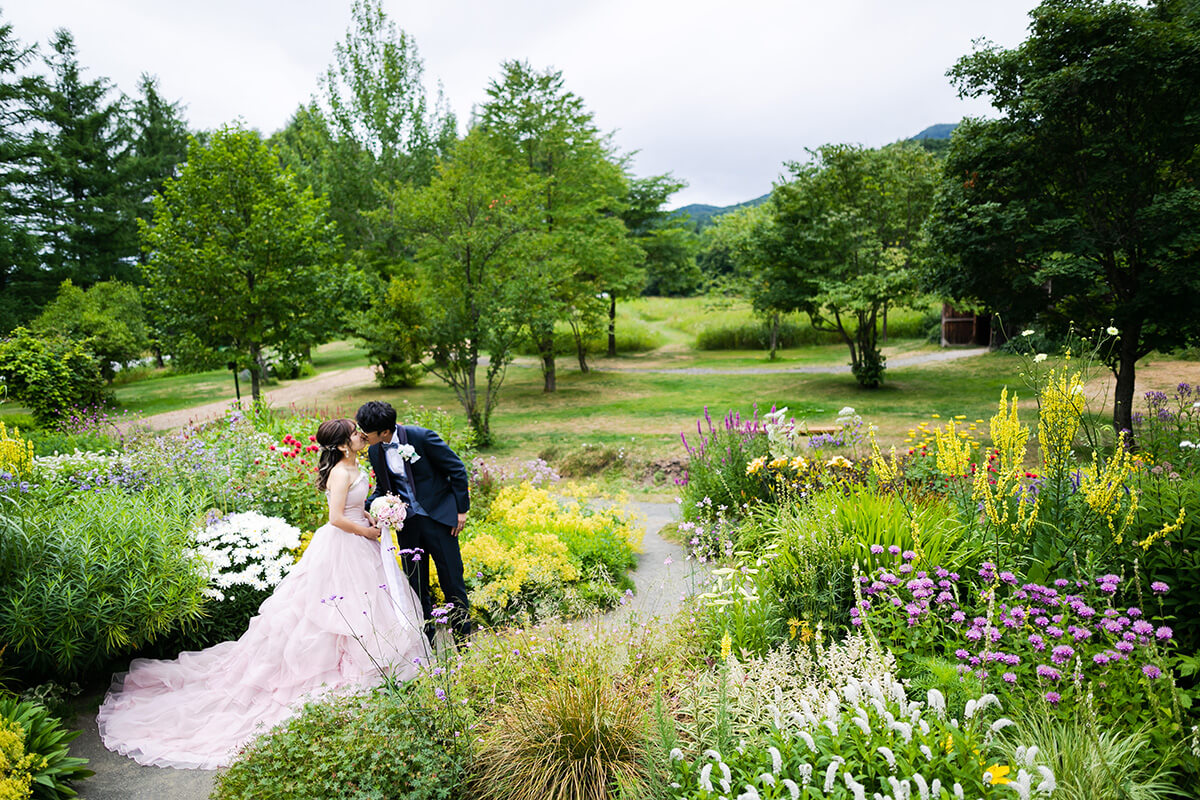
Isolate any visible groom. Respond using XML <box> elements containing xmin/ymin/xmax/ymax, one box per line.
<box><xmin>356</xmin><ymin>401</ymin><xmax>472</xmax><ymax>646</ymax></box>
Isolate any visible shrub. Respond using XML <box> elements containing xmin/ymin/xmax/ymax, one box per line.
<box><xmin>460</xmin><ymin>483</ymin><xmax>641</xmax><ymax>625</ymax></box>
<box><xmin>0</xmin><ymin>695</ymin><xmax>92</xmax><ymax>799</ymax></box>
<box><xmin>213</xmin><ymin>686</ymin><xmax>462</xmax><ymax>800</ymax></box>
<box><xmin>470</xmin><ymin>657</ymin><xmax>652</xmax><ymax>800</ymax></box>
<box><xmin>695</xmin><ymin>319</ymin><xmax>834</xmax><ymax>351</ymax></box>
<box><xmin>0</xmin><ymin>425</ymin><xmax>33</xmax><ymax>482</ymax></box>
<box><xmin>0</xmin><ymin>484</ymin><xmax>209</xmax><ymax>679</ymax></box>
<box><xmin>0</xmin><ymin>329</ymin><xmax>110</xmax><ymax>425</ymax></box>
<box><xmin>144</xmin><ymin>511</ymin><xmax>301</xmax><ymax>655</ymax></box>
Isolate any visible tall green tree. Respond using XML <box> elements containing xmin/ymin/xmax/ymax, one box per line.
<box><xmin>0</xmin><ymin>11</ymin><xmax>42</xmax><ymax>329</ymax></box>
<box><xmin>140</xmin><ymin>125</ymin><xmax>341</xmax><ymax>400</ymax></box>
<box><xmin>125</xmin><ymin>75</ymin><xmax>189</xmax><ymax>243</ymax></box>
<box><xmin>767</xmin><ymin>143</ymin><xmax>938</xmax><ymax>386</ymax></box>
<box><xmin>28</xmin><ymin>29</ymin><xmax>138</xmax><ymax>286</ymax></box>
<box><xmin>925</xmin><ymin>0</ymin><xmax>1200</xmax><ymax>436</ymax></box>
<box><xmin>478</xmin><ymin>61</ymin><xmax>636</xmax><ymax>388</ymax></box>
<box><xmin>313</xmin><ymin>0</ymin><xmax>456</xmax><ymax>265</ymax></box>
<box><xmin>371</xmin><ymin>129</ymin><xmax>544</xmax><ymax>445</ymax></box>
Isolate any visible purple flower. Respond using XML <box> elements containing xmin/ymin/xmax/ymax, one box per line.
<box><xmin>979</xmin><ymin>562</ymin><xmax>996</xmax><ymax>581</ymax></box>
<box><xmin>955</xmin><ymin>648</ymin><xmax>970</xmax><ymax>660</ymax></box>
<box><xmin>902</xmin><ymin>549</ymin><xmax>917</xmax><ymax>561</ymax></box>
<box><xmin>1036</xmin><ymin>665</ymin><xmax>1061</xmax><ymax>680</ymax></box>
<box><xmin>1051</xmin><ymin>645</ymin><xmax>1074</xmax><ymax>664</ymax></box>
<box><xmin>1143</xmin><ymin>664</ymin><xmax>1162</xmax><ymax>679</ymax></box>
<box><xmin>1045</xmin><ymin>691</ymin><xmax>1061</xmax><ymax>704</ymax></box>
<box><xmin>1151</xmin><ymin>581</ymin><xmax>1169</xmax><ymax>594</ymax></box>
<box><xmin>888</xmin><ymin>545</ymin><xmax>901</xmax><ymax>555</ymax></box>
<box><xmin>951</xmin><ymin>610</ymin><xmax>967</xmax><ymax>623</ymax></box>
<box><xmin>1093</xmin><ymin>653</ymin><xmax>1111</xmax><ymax>666</ymax></box>
<box><xmin>870</xmin><ymin>544</ymin><xmax>884</xmax><ymax>554</ymax></box>
<box><xmin>965</xmin><ymin>628</ymin><xmax>983</xmax><ymax>642</ymax></box>
<box><xmin>999</xmin><ymin>571</ymin><xmax>1018</xmax><ymax>585</ymax></box>
<box><xmin>1156</xmin><ymin>626</ymin><xmax>1173</xmax><ymax>641</ymax></box>
<box><xmin>1028</xmin><ymin>634</ymin><xmax>1046</xmax><ymax>651</ymax></box>
<box><xmin>1054</xmin><ymin>579</ymin><xmax>1070</xmax><ymax>588</ymax></box>
<box><xmin>1127</xmin><ymin>607</ymin><xmax>1142</xmax><ymax>618</ymax></box>
<box><xmin>1003</xmin><ymin>672</ymin><xmax>1017</xmax><ymax>684</ymax></box>
<box><xmin>434</xmin><ymin>687</ymin><xmax>447</xmax><ymax>700</ymax></box>
<box><xmin>1115</xmin><ymin>641</ymin><xmax>1134</xmax><ymax>654</ymax></box>
<box><xmin>1132</xmin><ymin>620</ymin><xmax>1154</xmax><ymax>636</ymax></box>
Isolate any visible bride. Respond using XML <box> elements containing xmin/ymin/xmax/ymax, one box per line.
<box><xmin>98</xmin><ymin>418</ymin><xmax>431</xmax><ymax>769</ymax></box>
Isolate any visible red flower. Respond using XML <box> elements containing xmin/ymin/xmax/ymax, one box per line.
<box><xmin>269</xmin><ymin>445</ymin><xmax>276</xmax><ymax>451</ymax></box>
<box><xmin>308</xmin><ymin>435</ymin><xmax>316</xmax><ymax>442</ymax></box>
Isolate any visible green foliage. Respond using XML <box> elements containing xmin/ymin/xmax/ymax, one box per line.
<box><xmin>352</xmin><ymin>275</ymin><xmax>426</xmax><ymax>388</ymax></box>
<box><xmin>926</xmin><ymin>0</ymin><xmax>1200</xmax><ymax>434</ymax></box>
<box><xmin>695</xmin><ymin>318</ymin><xmax>835</xmax><ymax>350</ymax></box>
<box><xmin>373</xmin><ymin>128</ymin><xmax>545</xmax><ymax>445</ymax></box>
<box><xmin>31</xmin><ymin>281</ymin><xmax>148</xmax><ymax>381</ymax></box>
<box><xmin>0</xmin><ymin>484</ymin><xmax>208</xmax><ymax>679</ymax></box>
<box><xmin>470</xmin><ymin>655</ymin><xmax>652</xmax><ymax>800</ymax></box>
<box><xmin>0</xmin><ymin>329</ymin><xmax>110</xmax><ymax>425</ymax></box>
<box><xmin>213</xmin><ymin>686</ymin><xmax>462</xmax><ymax>800</ymax></box>
<box><xmin>0</xmin><ymin>695</ymin><xmax>93</xmax><ymax>799</ymax></box>
<box><xmin>140</xmin><ymin>124</ymin><xmax>343</xmax><ymax>401</ymax></box>
<box><xmin>678</xmin><ymin>409</ymin><xmax>771</xmax><ymax>526</ymax></box>
<box><xmin>762</xmin><ymin>142</ymin><xmax>939</xmax><ymax>387</ymax></box>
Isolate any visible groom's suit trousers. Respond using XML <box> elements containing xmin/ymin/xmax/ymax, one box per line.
<box><xmin>397</xmin><ymin>512</ymin><xmax>472</xmax><ymax>642</ymax></box>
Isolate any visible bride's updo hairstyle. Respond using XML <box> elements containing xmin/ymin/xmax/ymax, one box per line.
<box><xmin>315</xmin><ymin>418</ymin><xmax>355</xmax><ymax>493</ymax></box>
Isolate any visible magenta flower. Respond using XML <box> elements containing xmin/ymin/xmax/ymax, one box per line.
<box><xmin>1150</xmin><ymin>581</ymin><xmax>1169</xmax><ymax>594</ymax></box>
<box><xmin>1003</xmin><ymin>672</ymin><xmax>1017</xmax><ymax>684</ymax></box>
<box><xmin>870</xmin><ymin>544</ymin><xmax>884</xmax><ymax>554</ymax></box>
<box><xmin>1143</xmin><ymin>664</ymin><xmax>1162</xmax><ymax>679</ymax></box>
<box><xmin>1045</xmin><ymin>691</ymin><xmax>1061</xmax><ymax>704</ymax></box>
<box><xmin>1036</xmin><ymin>665</ymin><xmax>1061</xmax><ymax>680</ymax></box>
<box><xmin>1156</xmin><ymin>626</ymin><xmax>1173</xmax><ymax>641</ymax></box>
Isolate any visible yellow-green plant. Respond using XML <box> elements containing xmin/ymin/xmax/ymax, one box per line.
<box><xmin>0</xmin><ymin>717</ymin><xmax>37</xmax><ymax>800</ymax></box>
<box><xmin>972</xmin><ymin>389</ymin><xmax>1039</xmax><ymax>570</ymax></box>
<box><xmin>0</xmin><ymin>424</ymin><xmax>33</xmax><ymax>481</ymax></box>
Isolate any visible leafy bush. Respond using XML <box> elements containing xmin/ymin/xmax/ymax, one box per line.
<box><xmin>512</xmin><ymin>320</ymin><xmax>664</xmax><ymax>357</ymax></box>
<box><xmin>459</xmin><ymin>483</ymin><xmax>641</xmax><ymax>625</ymax></box>
<box><xmin>0</xmin><ymin>695</ymin><xmax>92</xmax><ymax>799</ymax></box>
<box><xmin>470</xmin><ymin>656</ymin><xmax>652</xmax><ymax>800</ymax></box>
<box><xmin>213</xmin><ymin>686</ymin><xmax>462</xmax><ymax>800</ymax></box>
<box><xmin>0</xmin><ymin>329</ymin><xmax>111</xmax><ymax>425</ymax></box>
<box><xmin>0</xmin><ymin>424</ymin><xmax>34</xmax><ymax>482</ymax></box>
<box><xmin>0</xmin><ymin>484</ymin><xmax>209</xmax><ymax>679</ymax></box>
<box><xmin>144</xmin><ymin>511</ymin><xmax>301</xmax><ymax>656</ymax></box>
<box><xmin>695</xmin><ymin>319</ymin><xmax>836</xmax><ymax>350</ymax></box>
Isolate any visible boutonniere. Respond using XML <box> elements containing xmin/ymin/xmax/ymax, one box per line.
<box><xmin>396</xmin><ymin>443</ymin><xmax>421</xmax><ymax>463</ymax></box>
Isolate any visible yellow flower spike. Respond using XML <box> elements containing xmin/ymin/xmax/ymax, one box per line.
<box><xmin>720</xmin><ymin>629</ymin><xmax>732</xmax><ymax>661</ymax></box>
<box><xmin>1137</xmin><ymin>507</ymin><xmax>1186</xmax><ymax>550</ymax></box>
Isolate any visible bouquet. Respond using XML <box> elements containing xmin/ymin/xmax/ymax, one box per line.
<box><xmin>370</xmin><ymin>494</ymin><xmax>409</xmax><ymax>532</ymax></box>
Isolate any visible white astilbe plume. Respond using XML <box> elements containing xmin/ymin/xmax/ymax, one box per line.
<box><xmin>1022</xmin><ymin>745</ymin><xmax>1040</xmax><ymax>768</ymax></box>
<box><xmin>824</xmin><ymin>758</ymin><xmax>844</xmax><ymax>792</ymax></box>
<box><xmin>669</xmin><ymin>748</ymin><xmax>684</xmax><ymax>761</ymax></box>
<box><xmin>796</xmin><ymin>764</ymin><xmax>813</xmax><ymax>786</ymax></box>
<box><xmin>699</xmin><ymin>763</ymin><xmax>713</xmax><ymax>793</ymax></box>
<box><xmin>737</xmin><ymin>786</ymin><xmax>761</xmax><ymax>800</ymax></box>
<box><xmin>1036</xmin><ymin>766</ymin><xmax>1056</xmax><ymax>794</ymax></box>
<box><xmin>953</xmin><ymin>782</ymin><xmax>964</xmax><ymax>799</ymax></box>
<box><xmin>912</xmin><ymin>772</ymin><xmax>930</xmax><ymax>800</ymax></box>
<box><xmin>990</xmin><ymin>718</ymin><xmax>1016</xmax><ymax>735</ymax></box>
<box><xmin>1010</xmin><ymin>768</ymin><xmax>1034</xmax><ymax>800</ymax></box>
<box><xmin>844</xmin><ymin>771</ymin><xmax>868</xmax><ymax>800</ymax></box>
<box><xmin>781</xmin><ymin>778</ymin><xmax>801</xmax><ymax>799</ymax></box>
<box><xmin>760</xmin><ymin>772</ymin><xmax>776</xmax><ymax>786</ymax></box>
<box><xmin>796</xmin><ymin>730</ymin><xmax>816</xmax><ymax>753</ymax></box>
<box><xmin>919</xmin><ymin>744</ymin><xmax>934</xmax><ymax>762</ymax></box>
<box><xmin>703</xmin><ymin>749</ymin><xmax>723</xmax><ymax>762</ymax></box>
<box><xmin>768</xmin><ymin>746</ymin><xmax>782</xmax><ymax>773</ymax></box>
<box><xmin>719</xmin><ymin>760</ymin><xmax>732</xmax><ymax>784</ymax></box>
<box><xmin>889</xmin><ymin>719</ymin><xmax>914</xmax><ymax>742</ymax></box>
<box><xmin>925</xmin><ymin>688</ymin><xmax>945</xmax><ymax>716</ymax></box>
<box><xmin>876</xmin><ymin>747</ymin><xmax>897</xmax><ymax>769</ymax></box>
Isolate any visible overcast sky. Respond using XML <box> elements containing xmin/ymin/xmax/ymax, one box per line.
<box><xmin>4</xmin><ymin>0</ymin><xmax>1041</xmax><ymax>208</ymax></box>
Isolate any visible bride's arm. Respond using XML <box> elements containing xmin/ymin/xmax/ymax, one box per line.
<box><xmin>326</xmin><ymin>469</ymin><xmax>379</xmax><ymax>540</ymax></box>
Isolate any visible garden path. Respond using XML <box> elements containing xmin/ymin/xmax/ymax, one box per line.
<box><xmin>127</xmin><ymin>348</ymin><xmax>990</xmax><ymax>432</ymax></box>
<box><xmin>64</xmin><ymin>501</ymin><xmax>685</xmax><ymax>799</ymax></box>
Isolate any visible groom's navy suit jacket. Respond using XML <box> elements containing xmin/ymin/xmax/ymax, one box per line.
<box><xmin>364</xmin><ymin>425</ymin><xmax>469</xmax><ymax>529</ymax></box>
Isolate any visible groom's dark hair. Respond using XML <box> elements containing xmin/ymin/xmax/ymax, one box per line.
<box><xmin>356</xmin><ymin>401</ymin><xmax>397</xmax><ymax>434</ymax></box>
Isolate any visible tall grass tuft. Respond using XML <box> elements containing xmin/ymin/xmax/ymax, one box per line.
<box><xmin>471</xmin><ymin>658</ymin><xmax>652</xmax><ymax>800</ymax></box>
<box><xmin>1003</xmin><ymin>711</ymin><xmax>1179</xmax><ymax>800</ymax></box>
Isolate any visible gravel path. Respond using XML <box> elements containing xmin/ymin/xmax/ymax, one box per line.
<box><xmin>129</xmin><ymin>348</ymin><xmax>990</xmax><ymax>432</ymax></box>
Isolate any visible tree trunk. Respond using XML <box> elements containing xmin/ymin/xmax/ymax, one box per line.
<box><xmin>574</xmin><ymin>329</ymin><xmax>589</xmax><ymax>373</ymax></box>
<box><xmin>769</xmin><ymin>313</ymin><xmax>780</xmax><ymax>361</ymax></box>
<box><xmin>882</xmin><ymin>302</ymin><xmax>889</xmax><ymax>343</ymax></box>
<box><xmin>249</xmin><ymin>344</ymin><xmax>261</xmax><ymax>401</ymax></box>
<box><xmin>155</xmin><ymin>347</ymin><xmax>165</xmax><ymax>368</ymax></box>
<box><xmin>539</xmin><ymin>334</ymin><xmax>556</xmax><ymax>393</ymax></box>
<box><xmin>607</xmin><ymin>295</ymin><xmax>617</xmax><ymax>358</ymax></box>
<box><xmin>1112</xmin><ymin>328</ymin><xmax>1141</xmax><ymax>444</ymax></box>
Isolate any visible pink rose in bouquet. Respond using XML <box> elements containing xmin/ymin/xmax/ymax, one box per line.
<box><xmin>369</xmin><ymin>494</ymin><xmax>408</xmax><ymax>531</ymax></box>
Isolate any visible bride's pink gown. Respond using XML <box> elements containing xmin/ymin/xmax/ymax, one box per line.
<box><xmin>97</xmin><ymin>473</ymin><xmax>430</xmax><ymax>769</ymax></box>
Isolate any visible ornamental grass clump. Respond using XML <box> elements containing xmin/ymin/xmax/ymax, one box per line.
<box><xmin>668</xmin><ymin>675</ymin><xmax>1056</xmax><ymax>800</ymax></box>
<box><xmin>470</xmin><ymin>658</ymin><xmax>652</xmax><ymax>800</ymax></box>
<box><xmin>679</xmin><ymin>407</ymin><xmax>772</xmax><ymax>524</ymax></box>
